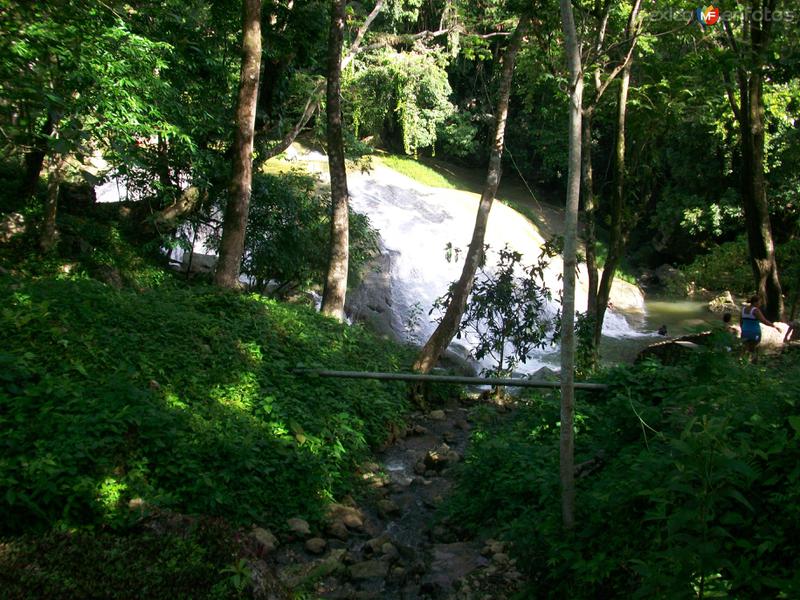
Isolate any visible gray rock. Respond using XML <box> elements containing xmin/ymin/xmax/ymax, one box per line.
<box><xmin>381</xmin><ymin>542</ymin><xmax>400</xmax><ymax>561</ymax></box>
<box><xmin>349</xmin><ymin>559</ymin><xmax>389</xmax><ymax>580</ymax></box>
<box><xmin>328</xmin><ymin>503</ymin><xmax>364</xmax><ymax>531</ymax></box>
<box><xmin>492</xmin><ymin>552</ymin><xmax>510</xmax><ymax>565</ymax></box>
<box><xmin>305</xmin><ymin>537</ymin><xmax>327</xmax><ymax>554</ymax></box>
<box><xmin>287</xmin><ymin>517</ymin><xmax>311</xmax><ymax>537</ymax></box>
<box><xmin>708</xmin><ymin>291</ymin><xmax>738</xmax><ymax>314</ymax></box>
<box><xmin>327</xmin><ymin>520</ymin><xmax>350</xmax><ymax>540</ymax></box>
<box><xmin>429</xmin><ymin>409</ymin><xmax>446</xmax><ymax>420</ymax></box>
<box><xmin>377</xmin><ymin>499</ymin><xmax>400</xmax><ymax>517</ymax></box>
<box><xmin>251</xmin><ymin>527</ymin><xmax>278</xmax><ymax>554</ymax></box>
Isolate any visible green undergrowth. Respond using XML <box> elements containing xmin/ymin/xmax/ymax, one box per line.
<box><xmin>0</xmin><ymin>519</ymin><xmax>250</xmax><ymax>599</ymax></box>
<box><xmin>0</xmin><ymin>276</ymin><xmax>412</xmax><ymax>535</ymax></box>
<box><xmin>443</xmin><ymin>350</ymin><xmax>800</xmax><ymax>598</ymax></box>
<box><xmin>376</xmin><ymin>154</ymin><xmax>457</xmax><ymax>189</ymax></box>
<box><xmin>681</xmin><ymin>236</ymin><xmax>800</xmax><ymax>298</ymax></box>
<box><xmin>0</xmin><ymin>204</ymin><xmax>173</xmax><ymax>289</ymax></box>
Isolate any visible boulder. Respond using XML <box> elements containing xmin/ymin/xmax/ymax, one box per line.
<box><xmin>708</xmin><ymin>291</ymin><xmax>738</xmax><ymax>314</ymax></box>
<box><xmin>608</xmin><ymin>278</ymin><xmax>645</xmax><ymax>312</ymax></box>
<box><xmin>429</xmin><ymin>409</ymin><xmax>446</xmax><ymax>420</ymax></box>
<box><xmin>327</xmin><ymin>520</ymin><xmax>349</xmax><ymax>540</ymax></box>
<box><xmin>424</xmin><ymin>444</ymin><xmax>459</xmax><ymax>471</ymax></box>
<box><xmin>654</xmin><ymin>264</ymin><xmax>688</xmax><ymax>295</ymax></box>
<box><xmin>180</xmin><ymin>252</ymin><xmax>217</xmax><ymax>274</ymax></box>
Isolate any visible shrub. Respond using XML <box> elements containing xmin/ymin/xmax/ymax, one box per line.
<box><xmin>443</xmin><ymin>351</ymin><xmax>800</xmax><ymax>597</ymax></box>
<box><xmin>206</xmin><ymin>171</ymin><xmax>378</xmax><ymax>296</ymax></box>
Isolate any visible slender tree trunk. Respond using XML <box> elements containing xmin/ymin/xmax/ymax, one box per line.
<box><xmin>412</xmin><ymin>16</ymin><xmax>529</xmax><ymax>373</ymax></box>
<box><xmin>214</xmin><ymin>0</ymin><xmax>262</xmax><ymax>289</ymax></box>
<box><xmin>588</xmin><ymin>0</ymin><xmax>642</xmax><ymax>346</ymax></box>
<box><xmin>320</xmin><ymin>0</ymin><xmax>349</xmax><ymax>320</ymax></box>
<box><xmin>40</xmin><ymin>154</ymin><xmax>66</xmax><ymax>253</ymax></box>
<box><xmin>594</xmin><ymin>57</ymin><xmax>631</xmax><ymax>346</ymax></box>
<box><xmin>581</xmin><ymin>111</ymin><xmax>598</xmax><ymax>316</ymax></box>
<box><xmin>559</xmin><ymin>0</ymin><xmax>583</xmax><ymax>532</ymax></box>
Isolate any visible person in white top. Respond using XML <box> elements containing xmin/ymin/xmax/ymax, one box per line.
<box><xmin>740</xmin><ymin>295</ymin><xmax>780</xmax><ymax>362</ymax></box>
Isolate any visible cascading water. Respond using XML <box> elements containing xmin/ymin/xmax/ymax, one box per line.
<box><xmin>343</xmin><ymin>162</ymin><xmax>648</xmax><ymax>374</ymax></box>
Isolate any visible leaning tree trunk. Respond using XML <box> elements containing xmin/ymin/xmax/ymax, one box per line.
<box><xmin>412</xmin><ymin>16</ymin><xmax>529</xmax><ymax>373</ymax></box>
<box><xmin>594</xmin><ymin>57</ymin><xmax>632</xmax><ymax>346</ymax></box>
<box><xmin>214</xmin><ymin>0</ymin><xmax>262</xmax><ymax>289</ymax></box>
<box><xmin>558</xmin><ymin>0</ymin><xmax>583</xmax><ymax>531</ymax></box>
<box><xmin>320</xmin><ymin>0</ymin><xmax>350</xmax><ymax>320</ymax></box>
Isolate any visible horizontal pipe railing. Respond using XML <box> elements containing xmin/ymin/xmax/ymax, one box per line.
<box><xmin>292</xmin><ymin>369</ymin><xmax>608</xmax><ymax>391</ymax></box>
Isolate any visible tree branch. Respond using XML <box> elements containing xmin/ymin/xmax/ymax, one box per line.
<box><xmin>342</xmin><ymin>0</ymin><xmax>385</xmax><ymax>69</ymax></box>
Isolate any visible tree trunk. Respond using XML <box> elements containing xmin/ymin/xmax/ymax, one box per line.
<box><xmin>558</xmin><ymin>0</ymin><xmax>583</xmax><ymax>531</ymax></box>
<box><xmin>741</xmin><ymin>70</ymin><xmax>783</xmax><ymax>320</ymax></box>
<box><xmin>581</xmin><ymin>111</ymin><xmax>598</xmax><ymax>316</ymax></box>
<box><xmin>723</xmin><ymin>3</ymin><xmax>783</xmax><ymax>320</ymax></box>
<box><xmin>22</xmin><ymin>115</ymin><xmax>55</xmax><ymax>201</ymax></box>
<box><xmin>320</xmin><ymin>0</ymin><xmax>350</xmax><ymax>320</ymax></box>
<box><xmin>253</xmin><ymin>1</ymin><xmax>384</xmax><ymax>168</ymax></box>
<box><xmin>594</xmin><ymin>57</ymin><xmax>631</xmax><ymax>346</ymax></box>
<box><xmin>412</xmin><ymin>16</ymin><xmax>529</xmax><ymax>373</ymax></box>
<box><xmin>214</xmin><ymin>0</ymin><xmax>262</xmax><ymax>289</ymax></box>
<box><xmin>40</xmin><ymin>154</ymin><xmax>66</xmax><ymax>253</ymax></box>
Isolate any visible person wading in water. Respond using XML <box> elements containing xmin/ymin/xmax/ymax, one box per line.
<box><xmin>740</xmin><ymin>295</ymin><xmax>780</xmax><ymax>363</ymax></box>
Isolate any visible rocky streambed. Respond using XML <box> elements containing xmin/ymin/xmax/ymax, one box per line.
<box><xmin>250</xmin><ymin>403</ymin><xmax>523</xmax><ymax>599</ymax></box>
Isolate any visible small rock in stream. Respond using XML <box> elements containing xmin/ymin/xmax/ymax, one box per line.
<box><xmin>429</xmin><ymin>409</ymin><xmax>446</xmax><ymax>420</ymax></box>
<box><xmin>305</xmin><ymin>537</ymin><xmax>327</xmax><ymax>554</ymax></box>
<box><xmin>377</xmin><ymin>499</ymin><xmax>400</xmax><ymax>517</ymax></box>
<box><xmin>349</xmin><ymin>559</ymin><xmax>389</xmax><ymax>580</ymax></box>
<box><xmin>250</xmin><ymin>527</ymin><xmax>279</xmax><ymax>554</ymax></box>
<box><xmin>327</xmin><ymin>520</ymin><xmax>350</xmax><ymax>540</ymax></box>
<box><xmin>287</xmin><ymin>517</ymin><xmax>311</xmax><ymax>537</ymax></box>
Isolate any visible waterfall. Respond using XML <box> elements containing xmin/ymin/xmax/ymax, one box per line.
<box><xmin>94</xmin><ymin>149</ymin><xmax>648</xmax><ymax>373</ymax></box>
<box><xmin>345</xmin><ymin>163</ymin><xmax>647</xmax><ymax>374</ymax></box>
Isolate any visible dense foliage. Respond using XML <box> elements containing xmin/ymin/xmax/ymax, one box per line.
<box><xmin>205</xmin><ymin>170</ymin><xmax>379</xmax><ymax>295</ymax></box>
<box><xmin>443</xmin><ymin>349</ymin><xmax>800</xmax><ymax>597</ymax></box>
<box><xmin>0</xmin><ymin>275</ymin><xmax>411</xmax><ymax>534</ymax></box>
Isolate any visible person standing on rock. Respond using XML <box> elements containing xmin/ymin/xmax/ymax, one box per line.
<box><xmin>740</xmin><ymin>295</ymin><xmax>780</xmax><ymax>362</ymax></box>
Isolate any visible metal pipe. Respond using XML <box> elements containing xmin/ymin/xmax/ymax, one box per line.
<box><xmin>293</xmin><ymin>369</ymin><xmax>608</xmax><ymax>391</ymax></box>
